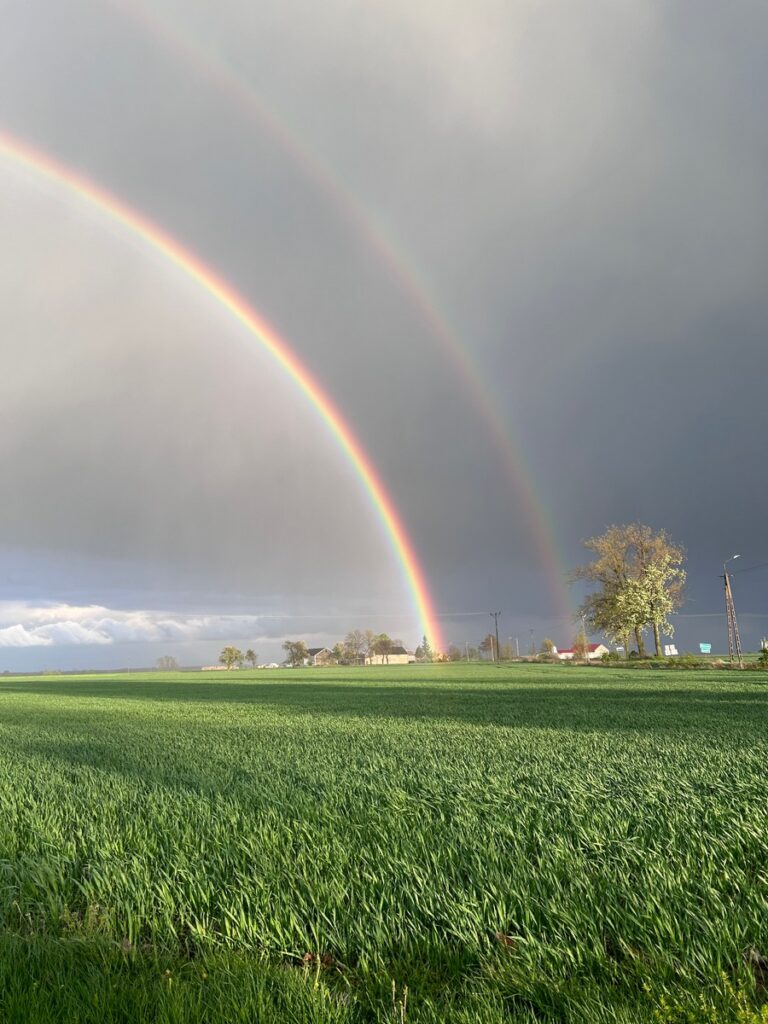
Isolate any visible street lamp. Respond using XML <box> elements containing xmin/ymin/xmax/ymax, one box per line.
<box><xmin>723</xmin><ymin>554</ymin><xmax>740</xmax><ymax>576</ymax></box>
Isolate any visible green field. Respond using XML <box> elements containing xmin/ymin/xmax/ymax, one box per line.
<box><xmin>1</xmin><ymin>664</ymin><xmax>767</xmax><ymax>1022</ymax></box>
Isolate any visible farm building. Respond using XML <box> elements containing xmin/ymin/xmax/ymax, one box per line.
<box><xmin>305</xmin><ymin>647</ymin><xmax>335</xmax><ymax>666</ymax></box>
<box><xmin>557</xmin><ymin>643</ymin><xmax>610</xmax><ymax>661</ymax></box>
<box><xmin>365</xmin><ymin>646</ymin><xmax>415</xmax><ymax>666</ymax></box>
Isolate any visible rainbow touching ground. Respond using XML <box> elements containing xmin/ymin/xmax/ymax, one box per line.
<box><xmin>0</xmin><ymin>129</ymin><xmax>444</xmax><ymax>651</ymax></box>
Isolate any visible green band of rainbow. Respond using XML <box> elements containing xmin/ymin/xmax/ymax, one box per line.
<box><xmin>0</xmin><ymin>129</ymin><xmax>443</xmax><ymax>651</ymax></box>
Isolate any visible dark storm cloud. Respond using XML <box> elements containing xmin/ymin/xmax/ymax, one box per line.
<box><xmin>0</xmin><ymin>0</ymin><xmax>766</xmax><ymax>665</ymax></box>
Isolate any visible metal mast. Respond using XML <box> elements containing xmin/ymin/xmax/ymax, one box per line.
<box><xmin>723</xmin><ymin>569</ymin><xmax>743</xmax><ymax>667</ymax></box>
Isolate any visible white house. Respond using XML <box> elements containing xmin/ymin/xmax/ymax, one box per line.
<box><xmin>365</xmin><ymin>645</ymin><xmax>416</xmax><ymax>666</ymax></box>
<box><xmin>557</xmin><ymin>643</ymin><xmax>610</xmax><ymax>661</ymax></box>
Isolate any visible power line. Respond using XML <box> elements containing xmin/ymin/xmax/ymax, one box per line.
<box><xmin>732</xmin><ymin>559</ymin><xmax>768</xmax><ymax>576</ymax></box>
<box><xmin>671</xmin><ymin>611</ymin><xmax>768</xmax><ymax>618</ymax></box>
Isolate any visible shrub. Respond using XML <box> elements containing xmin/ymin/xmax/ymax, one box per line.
<box><xmin>665</xmin><ymin>652</ymin><xmax>705</xmax><ymax>670</ymax></box>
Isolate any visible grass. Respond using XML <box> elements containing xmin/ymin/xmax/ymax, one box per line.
<box><xmin>0</xmin><ymin>663</ymin><xmax>766</xmax><ymax>1022</ymax></box>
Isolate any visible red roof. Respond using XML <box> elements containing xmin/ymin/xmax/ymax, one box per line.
<box><xmin>559</xmin><ymin>643</ymin><xmax>603</xmax><ymax>654</ymax></box>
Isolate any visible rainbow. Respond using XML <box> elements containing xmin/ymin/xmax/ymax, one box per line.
<box><xmin>0</xmin><ymin>129</ymin><xmax>444</xmax><ymax>651</ymax></box>
<box><xmin>112</xmin><ymin>0</ymin><xmax>575</xmax><ymax>630</ymax></box>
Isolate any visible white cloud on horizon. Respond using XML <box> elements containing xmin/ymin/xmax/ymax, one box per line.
<box><xmin>0</xmin><ymin>623</ymin><xmax>55</xmax><ymax>647</ymax></box>
<box><xmin>0</xmin><ymin>603</ymin><xmax>285</xmax><ymax>648</ymax></box>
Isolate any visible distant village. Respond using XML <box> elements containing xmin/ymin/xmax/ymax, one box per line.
<box><xmin>204</xmin><ymin>633</ymin><xmax>425</xmax><ymax>671</ymax></box>
<box><xmin>200</xmin><ymin>632</ymin><xmax>612</xmax><ymax>670</ymax></box>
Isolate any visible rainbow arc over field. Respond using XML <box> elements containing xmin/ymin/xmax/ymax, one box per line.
<box><xmin>0</xmin><ymin>129</ymin><xmax>444</xmax><ymax>652</ymax></box>
<box><xmin>115</xmin><ymin>0</ymin><xmax>574</xmax><ymax>629</ymax></box>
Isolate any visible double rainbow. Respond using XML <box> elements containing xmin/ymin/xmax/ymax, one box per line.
<box><xmin>112</xmin><ymin>0</ymin><xmax>574</xmax><ymax>629</ymax></box>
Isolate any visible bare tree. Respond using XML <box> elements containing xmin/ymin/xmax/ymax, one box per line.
<box><xmin>343</xmin><ymin>630</ymin><xmax>365</xmax><ymax>665</ymax></box>
<box><xmin>479</xmin><ymin>634</ymin><xmax>496</xmax><ymax>660</ymax></box>
<box><xmin>572</xmin><ymin>632</ymin><xmax>589</xmax><ymax>661</ymax></box>
<box><xmin>363</xmin><ymin>629</ymin><xmax>377</xmax><ymax>665</ymax></box>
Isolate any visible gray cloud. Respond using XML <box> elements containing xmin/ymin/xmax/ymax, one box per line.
<box><xmin>0</xmin><ymin>0</ymin><xmax>766</xmax><ymax>663</ymax></box>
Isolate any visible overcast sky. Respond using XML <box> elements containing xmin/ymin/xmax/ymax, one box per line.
<box><xmin>0</xmin><ymin>0</ymin><xmax>766</xmax><ymax>668</ymax></box>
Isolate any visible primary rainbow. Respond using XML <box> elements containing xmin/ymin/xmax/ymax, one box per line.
<box><xmin>114</xmin><ymin>0</ymin><xmax>575</xmax><ymax>630</ymax></box>
<box><xmin>0</xmin><ymin>129</ymin><xmax>444</xmax><ymax>651</ymax></box>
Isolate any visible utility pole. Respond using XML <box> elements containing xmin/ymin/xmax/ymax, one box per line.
<box><xmin>490</xmin><ymin>612</ymin><xmax>501</xmax><ymax>663</ymax></box>
<box><xmin>464</xmin><ymin>640</ymin><xmax>469</xmax><ymax>662</ymax></box>
<box><xmin>581</xmin><ymin>614</ymin><xmax>589</xmax><ymax>660</ymax></box>
<box><xmin>515</xmin><ymin>637</ymin><xmax>520</xmax><ymax>657</ymax></box>
<box><xmin>723</xmin><ymin>556</ymin><xmax>743</xmax><ymax>667</ymax></box>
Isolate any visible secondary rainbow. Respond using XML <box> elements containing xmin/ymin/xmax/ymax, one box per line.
<box><xmin>0</xmin><ymin>129</ymin><xmax>443</xmax><ymax>651</ymax></box>
<box><xmin>115</xmin><ymin>0</ymin><xmax>575</xmax><ymax>629</ymax></box>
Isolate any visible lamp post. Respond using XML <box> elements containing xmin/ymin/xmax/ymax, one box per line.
<box><xmin>723</xmin><ymin>555</ymin><xmax>743</xmax><ymax>667</ymax></box>
<box><xmin>723</xmin><ymin>553</ymin><xmax>740</xmax><ymax>577</ymax></box>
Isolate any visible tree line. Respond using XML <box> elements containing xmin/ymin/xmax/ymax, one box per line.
<box><xmin>216</xmin><ymin>632</ymin><xmax>435</xmax><ymax>669</ymax></box>
<box><xmin>284</xmin><ymin>631</ymin><xmax>435</xmax><ymax>667</ymax></box>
